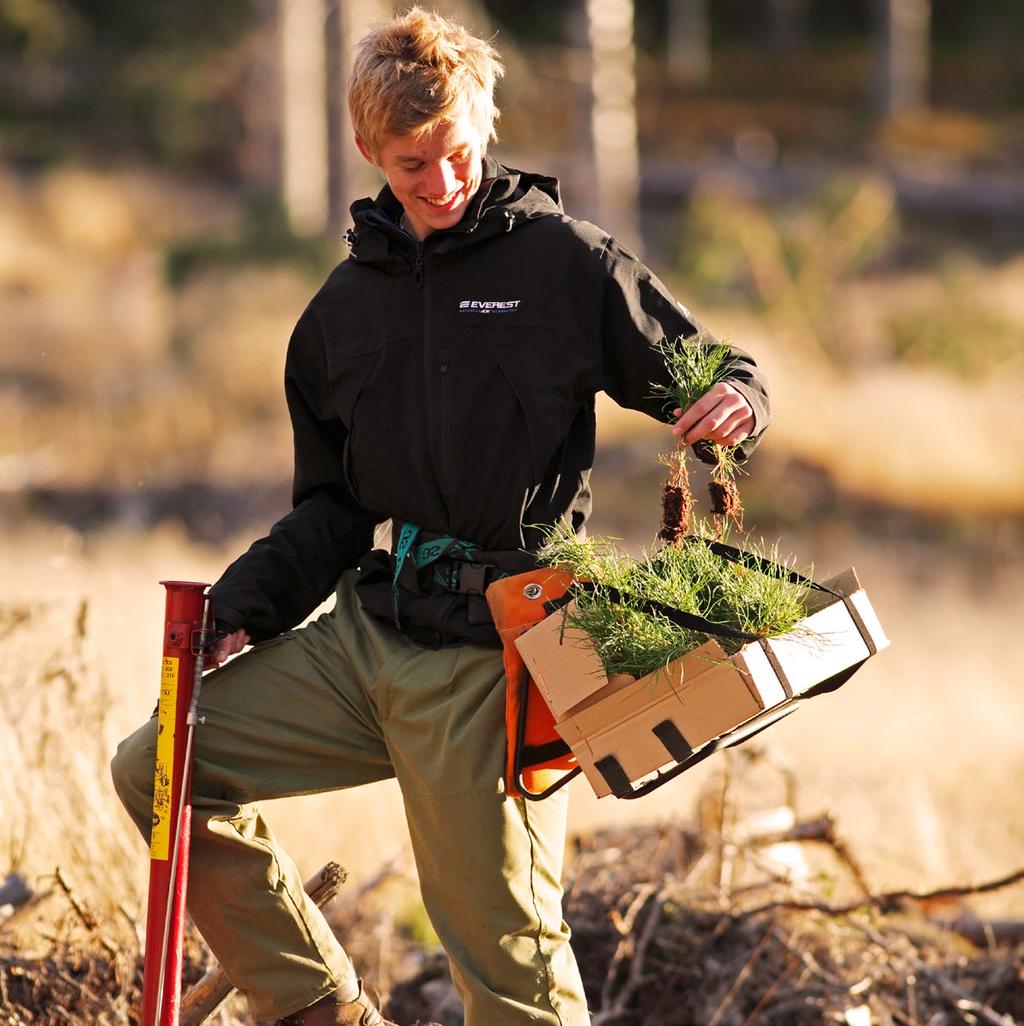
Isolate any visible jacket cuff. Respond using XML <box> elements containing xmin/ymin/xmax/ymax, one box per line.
<box><xmin>726</xmin><ymin>378</ymin><xmax>769</xmax><ymax>438</ymax></box>
<box><xmin>210</xmin><ymin>603</ymin><xmax>245</xmax><ymax>635</ymax></box>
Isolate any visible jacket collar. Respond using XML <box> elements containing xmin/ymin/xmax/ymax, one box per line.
<box><xmin>345</xmin><ymin>156</ymin><xmax>562</xmax><ymax>269</ymax></box>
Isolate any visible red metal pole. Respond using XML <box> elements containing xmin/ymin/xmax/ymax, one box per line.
<box><xmin>140</xmin><ymin>580</ymin><xmax>210</xmax><ymax>1026</ymax></box>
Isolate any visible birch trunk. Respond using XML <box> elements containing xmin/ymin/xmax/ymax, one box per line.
<box><xmin>587</xmin><ymin>0</ymin><xmax>642</xmax><ymax>255</ymax></box>
<box><xmin>280</xmin><ymin>0</ymin><xmax>329</xmax><ymax>235</ymax></box>
<box><xmin>327</xmin><ymin>0</ymin><xmax>388</xmax><ymax>232</ymax></box>
<box><xmin>876</xmin><ymin>0</ymin><xmax>931</xmax><ymax>117</ymax></box>
<box><xmin>666</xmin><ymin>0</ymin><xmax>710</xmax><ymax>85</ymax></box>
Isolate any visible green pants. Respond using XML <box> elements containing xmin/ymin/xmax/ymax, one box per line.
<box><xmin>111</xmin><ymin>570</ymin><xmax>589</xmax><ymax>1024</ymax></box>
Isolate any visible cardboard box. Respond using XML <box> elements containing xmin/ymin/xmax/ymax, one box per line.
<box><xmin>514</xmin><ymin>567</ymin><xmax>889</xmax><ymax>798</ymax></box>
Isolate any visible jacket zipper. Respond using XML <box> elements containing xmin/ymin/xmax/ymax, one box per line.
<box><xmin>417</xmin><ymin>244</ymin><xmax>452</xmax><ymax>519</ymax></box>
<box><xmin>439</xmin><ymin>359</ymin><xmax>451</xmax><ymax>488</ymax></box>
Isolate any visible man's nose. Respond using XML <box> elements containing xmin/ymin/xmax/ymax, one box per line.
<box><xmin>426</xmin><ymin>160</ymin><xmax>458</xmax><ymax>196</ymax></box>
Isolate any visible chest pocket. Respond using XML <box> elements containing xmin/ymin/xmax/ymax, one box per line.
<box><xmin>481</xmin><ymin>324</ymin><xmax>592</xmax><ymax>480</ymax></box>
<box><xmin>326</xmin><ymin>335</ymin><xmax>419</xmax><ymax>503</ymax></box>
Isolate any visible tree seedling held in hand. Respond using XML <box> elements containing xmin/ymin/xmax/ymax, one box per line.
<box><xmin>651</xmin><ymin>335</ymin><xmax>746</xmax><ymax>541</ymax></box>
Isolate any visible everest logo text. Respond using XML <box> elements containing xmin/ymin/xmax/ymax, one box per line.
<box><xmin>458</xmin><ymin>299</ymin><xmax>521</xmax><ymax>314</ymax></box>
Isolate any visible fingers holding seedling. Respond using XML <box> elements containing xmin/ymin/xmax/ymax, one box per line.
<box><xmin>653</xmin><ymin>335</ymin><xmax>750</xmax><ymax>541</ymax></box>
<box><xmin>672</xmin><ymin>382</ymin><xmax>754</xmax><ymax>446</ymax></box>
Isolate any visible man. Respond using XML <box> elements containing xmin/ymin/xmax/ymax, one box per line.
<box><xmin>112</xmin><ymin>8</ymin><xmax>769</xmax><ymax>1026</ymax></box>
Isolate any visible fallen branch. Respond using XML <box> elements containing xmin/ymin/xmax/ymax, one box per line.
<box><xmin>741</xmin><ymin>865</ymin><xmax>1024</xmax><ymax>918</ymax></box>
<box><xmin>180</xmin><ymin>861</ymin><xmax>347</xmax><ymax>1026</ymax></box>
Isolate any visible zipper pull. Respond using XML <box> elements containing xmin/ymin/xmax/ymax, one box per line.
<box><xmin>414</xmin><ymin>248</ymin><xmax>424</xmax><ymax>288</ymax></box>
<box><xmin>504</xmin><ymin>210</ymin><xmax>515</xmax><ymax>232</ymax></box>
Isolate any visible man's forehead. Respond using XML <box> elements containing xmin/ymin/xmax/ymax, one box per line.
<box><xmin>385</xmin><ymin>117</ymin><xmax>483</xmax><ymax>159</ymax></box>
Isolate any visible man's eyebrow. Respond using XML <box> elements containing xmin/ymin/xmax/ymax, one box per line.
<box><xmin>395</xmin><ymin>145</ymin><xmax>471</xmax><ymax>163</ymax></box>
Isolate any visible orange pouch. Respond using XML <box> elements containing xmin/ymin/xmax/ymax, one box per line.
<box><xmin>485</xmin><ymin>568</ymin><xmax>581</xmax><ymax>800</ymax></box>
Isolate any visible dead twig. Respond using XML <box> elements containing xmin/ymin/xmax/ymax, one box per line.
<box><xmin>769</xmin><ymin>924</ymin><xmax>849</xmax><ymax>990</ymax></box>
<box><xmin>54</xmin><ymin>966</ymin><xmax>130</xmax><ymax>1026</ymax></box>
<box><xmin>856</xmin><ymin>921</ymin><xmax>1019</xmax><ymax>1026</ymax></box>
<box><xmin>53</xmin><ymin>866</ymin><xmax>118</xmax><ymax>959</ymax></box>
<box><xmin>706</xmin><ymin>923</ymin><xmax>774</xmax><ymax>1026</ymax></box>
<box><xmin>741</xmin><ymin>947</ymin><xmax>801</xmax><ymax>1026</ymax></box>
<box><xmin>599</xmin><ymin>883</ymin><xmax>658</xmax><ymax>1013</ymax></box>
<box><xmin>54</xmin><ymin>866</ymin><xmax>96</xmax><ymax>930</ymax></box>
<box><xmin>592</xmin><ymin>888</ymin><xmax>667</xmax><ymax>1026</ymax></box>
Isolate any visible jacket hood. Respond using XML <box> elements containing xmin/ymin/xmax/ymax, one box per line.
<box><xmin>345</xmin><ymin>156</ymin><xmax>563</xmax><ymax>269</ymax></box>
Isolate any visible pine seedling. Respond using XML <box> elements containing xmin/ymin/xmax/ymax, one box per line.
<box><xmin>538</xmin><ymin>520</ymin><xmax>812</xmax><ymax>679</ymax></box>
<box><xmin>650</xmin><ymin>335</ymin><xmax>745</xmax><ymax>539</ymax></box>
<box><xmin>535</xmin><ymin>519</ymin><xmax>625</xmax><ymax>583</ymax></box>
<box><xmin>656</xmin><ymin>449</ymin><xmax>693</xmax><ymax>547</ymax></box>
<box><xmin>707</xmin><ymin>443</ymin><xmax>745</xmax><ymax>536</ymax></box>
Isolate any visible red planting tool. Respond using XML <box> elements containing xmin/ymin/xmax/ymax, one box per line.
<box><xmin>140</xmin><ymin>581</ymin><xmax>213</xmax><ymax>1026</ymax></box>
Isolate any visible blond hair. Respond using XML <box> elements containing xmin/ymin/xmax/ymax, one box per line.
<box><xmin>349</xmin><ymin>6</ymin><xmax>504</xmax><ymax>157</ymax></box>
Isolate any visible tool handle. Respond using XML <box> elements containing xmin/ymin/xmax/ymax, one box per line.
<box><xmin>140</xmin><ymin>580</ymin><xmax>209</xmax><ymax>1026</ymax></box>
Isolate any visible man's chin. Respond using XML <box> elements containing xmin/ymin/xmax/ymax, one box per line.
<box><xmin>424</xmin><ymin>204</ymin><xmax>466</xmax><ymax>231</ymax></box>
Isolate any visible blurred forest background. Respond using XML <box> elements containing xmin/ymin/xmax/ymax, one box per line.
<box><xmin>2</xmin><ymin>0</ymin><xmax>1023</xmax><ymax>523</ymax></box>
<box><xmin>2</xmin><ymin>2</ymin><xmax>1024</xmax><ymax>1023</ymax></box>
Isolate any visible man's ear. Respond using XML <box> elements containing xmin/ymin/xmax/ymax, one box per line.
<box><xmin>354</xmin><ymin>135</ymin><xmax>377</xmax><ymax>166</ymax></box>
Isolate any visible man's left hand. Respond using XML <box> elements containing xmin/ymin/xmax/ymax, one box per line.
<box><xmin>672</xmin><ymin>382</ymin><xmax>755</xmax><ymax>447</ymax></box>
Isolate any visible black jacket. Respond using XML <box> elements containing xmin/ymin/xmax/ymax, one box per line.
<box><xmin>210</xmin><ymin>158</ymin><xmax>771</xmax><ymax>644</ymax></box>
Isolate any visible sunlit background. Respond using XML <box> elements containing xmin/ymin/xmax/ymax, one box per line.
<box><xmin>2</xmin><ymin>0</ymin><xmax>1024</xmax><ymax>989</ymax></box>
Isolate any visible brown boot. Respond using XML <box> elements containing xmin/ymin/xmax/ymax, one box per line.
<box><xmin>275</xmin><ymin>979</ymin><xmax>398</xmax><ymax>1026</ymax></box>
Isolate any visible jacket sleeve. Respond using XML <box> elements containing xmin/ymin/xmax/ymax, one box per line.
<box><xmin>209</xmin><ymin>305</ymin><xmax>380</xmax><ymax>642</ymax></box>
<box><xmin>594</xmin><ymin>235</ymin><xmax>771</xmax><ymax>462</ymax></box>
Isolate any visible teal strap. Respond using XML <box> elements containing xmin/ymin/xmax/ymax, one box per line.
<box><xmin>392</xmin><ymin>522</ymin><xmax>506</xmax><ymax>624</ymax></box>
<box><xmin>392</xmin><ymin>522</ymin><xmax>422</xmax><ymax>626</ymax></box>
<box><xmin>413</xmin><ymin>535</ymin><xmax>479</xmax><ymax>567</ymax></box>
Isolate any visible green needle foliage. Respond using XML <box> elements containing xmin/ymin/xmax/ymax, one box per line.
<box><xmin>649</xmin><ymin>334</ymin><xmax>735</xmax><ymax>415</ymax></box>
<box><xmin>539</xmin><ymin>520</ymin><xmax>811</xmax><ymax>679</ymax></box>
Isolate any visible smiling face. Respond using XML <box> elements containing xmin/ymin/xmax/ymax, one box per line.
<box><xmin>357</xmin><ymin>112</ymin><xmax>486</xmax><ymax>241</ymax></box>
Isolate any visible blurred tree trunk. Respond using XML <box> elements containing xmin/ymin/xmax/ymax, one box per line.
<box><xmin>769</xmin><ymin>0</ymin><xmax>806</xmax><ymax>56</ymax></box>
<box><xmin>587</xmin><ymin>0</ymin><xmax>641</xmax><ymax>254</ymax></box>
<box><xmin>876</xmin><ymin>0</ymin><xmax>931</xmax><ymax>117</ymax></box>
<box><xmin>240</xmin><ymin>0</ymin><xmax>282</xmax><ymax>196</ymax></box>
<box><xmin>668</xmin><ymin>0</ymin><xmax>710</xmax><ymax>85</ymax></box>
<box><xmin>327</xmin><ymin>0</ymin><xmax>387</xmax><ymax>233</ymax></box>
<box><xmin>666</xmin><ymin>0</ymin><xmax>709</xmax><ymax>86</ymax></box>
<box><xmin>280</xmin><ymin>0</ymin><xmax>329</xmax><ymax>235</ymax></box>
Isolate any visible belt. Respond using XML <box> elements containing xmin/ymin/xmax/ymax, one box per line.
<box><xmin>391</xmin><ymin>522</ymin><xmax>510</xmax><ymax>627</ymax></box>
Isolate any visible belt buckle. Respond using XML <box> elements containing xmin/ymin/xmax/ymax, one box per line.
<box><xmin>457</xmin><ymin>562</ymin><xmax>489</xmax><ymax>595</ymax></box>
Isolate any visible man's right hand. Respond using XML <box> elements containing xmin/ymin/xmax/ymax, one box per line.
<box><xmin>211</xmin><ymin>628</ymin><xmax>250</xmax><ymax>667</ymax></box>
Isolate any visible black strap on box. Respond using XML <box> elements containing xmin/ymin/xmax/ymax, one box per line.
<box><xmin>594</xmin><ymin>704</ymin><xmax>801</xmax><ymax>799</ymax></box>
<box><xmin>652</xmin><ymin>720</ymin><xmax>693</xmax><ymax>761</ymax></box>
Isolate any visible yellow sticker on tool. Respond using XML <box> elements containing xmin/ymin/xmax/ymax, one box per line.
<box><xmin>150</xmin><ymin>656</ymin><xmax>178</xmax><ymax>860</ymax></box>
